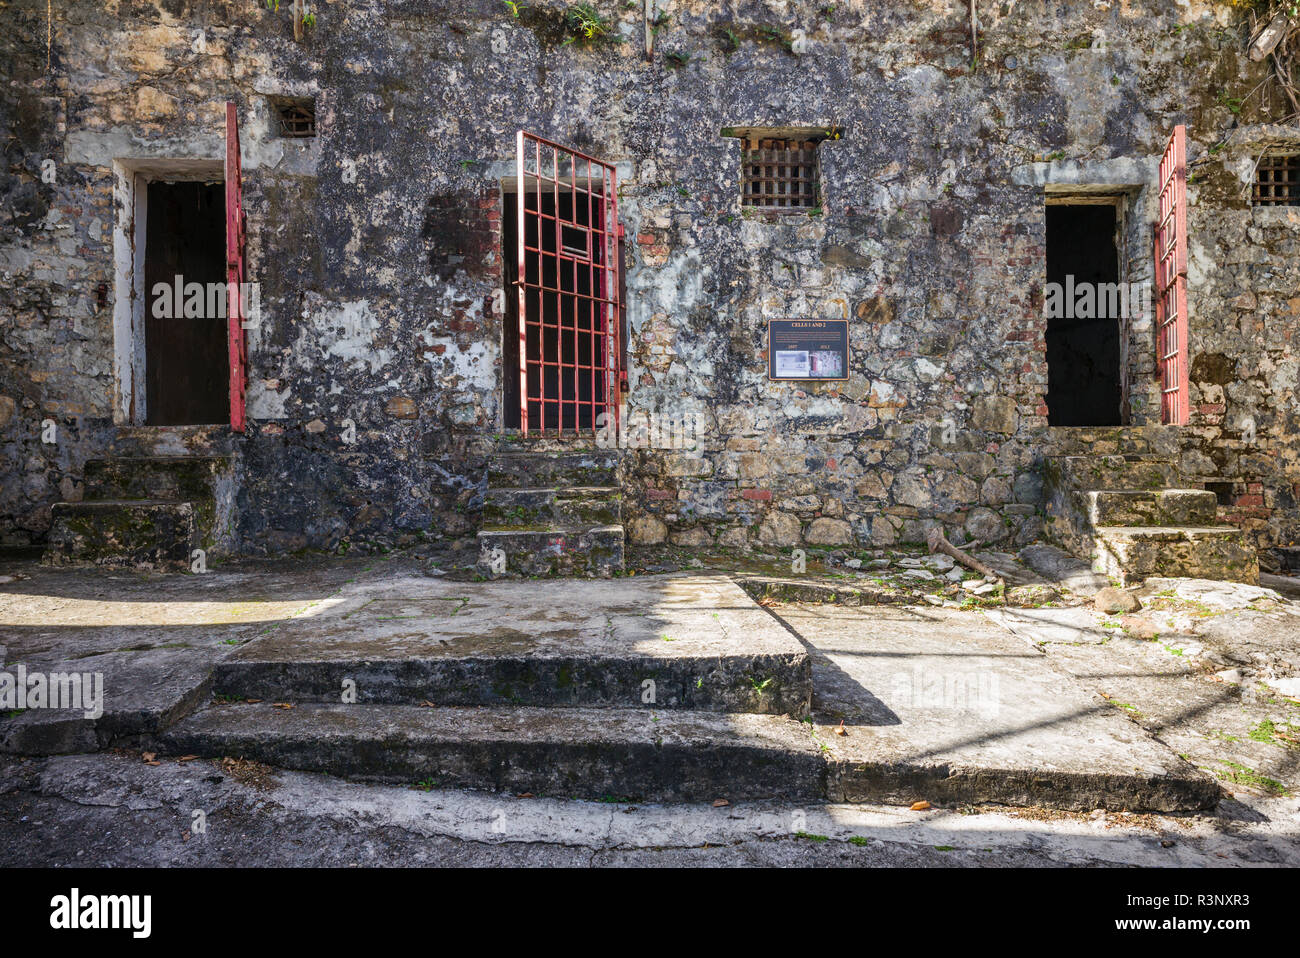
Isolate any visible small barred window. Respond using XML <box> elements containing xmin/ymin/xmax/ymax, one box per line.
<box><xmin>273</xmin><ymin>98</ymin><xmax>316</xmax><ymax>138</ymax></box>
<box><xmin>740</xmin><ymin>136</ymin><xmax>821</xmax><ymax>209</ymax></box>
<box><xmin>1251</xmin><ymin>154</ymin><xmax>1299</xmax><ymax>207</ymax></box>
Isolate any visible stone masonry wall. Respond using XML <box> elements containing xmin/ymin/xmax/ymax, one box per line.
<box><xmin>0</xmin><ymin>0</ymin><xmax>1297</xmax><ymax>557</ymax></box>
<box><xmin>1180</xmin><ymin>126</ymin><xmax>1300</xmax><ymax>552</ymax></box>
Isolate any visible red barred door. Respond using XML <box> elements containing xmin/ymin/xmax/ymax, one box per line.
<box><xmin>1154</xmin><ymin>125</ymin><xmax>1189</xmax><ymax>425</ymax></box>
<box><xmin>225</xmin><ymin>101</ymin><xmax>248</xmax><ymax>433</ymax></box>
<box><xmin>514</xmin><ymin>131</ymin><xmax>622</xmax><ymax>436</ymax></box>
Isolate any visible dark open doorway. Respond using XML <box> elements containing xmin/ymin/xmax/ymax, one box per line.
<box><xmin>1045</xmin><ymin>203</ymin><xmax>1123</xmax><ymax>426</ymax></box>
<box><xmin>502</xmin><ymin>188</ymin><xmax>609</xmax><ymax>433</ymax></box>
<box><xmin>143</xmin><ymin>180</ymin><xmax>229</xmax><ymax>426</ymax></box>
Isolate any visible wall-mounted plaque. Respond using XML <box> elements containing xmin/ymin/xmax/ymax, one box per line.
<box><xmin>767</xmin><ymin>319</ymin><xmax>849</xmax><ymax>381</ymax></box>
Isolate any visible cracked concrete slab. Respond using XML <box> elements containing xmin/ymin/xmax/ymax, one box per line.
<box><xmin>769</xmin><ymin>604</ymin><xmax>1218</xmax><ymax>811</ymax></box>
<box><xmin>0</xmin><ymin>558</ymin><xmax>385</xmax><ymax>753</ymax></box>
<box><xmin>1008</xmin><ymin>621</ymin><xmax>1300</xmax><ymax>806</ymax></box>
<box><xmin>217</xmin><ymin>573</ymin><xmax>811</xmax><ymax>713</ymax></box>
<box><xmin>240</xmin><ymin>573</ymin><xmax>796</xmax><ymax>660</ymax></box>
<box><xmin>1018</xmin><ymin>543</ymin><xmax>1111</xmax><ymax>596</ymax></box>
<box><xmin>985</xmin><ymin>606</ymin><xmax>1114</xmax><ymax>646</ymax></box>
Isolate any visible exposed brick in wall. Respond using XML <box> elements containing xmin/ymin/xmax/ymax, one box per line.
<box><xmin>422</xmin><ymin>191</ymin><xmax>501</xmax><ymax>282</ymax></box>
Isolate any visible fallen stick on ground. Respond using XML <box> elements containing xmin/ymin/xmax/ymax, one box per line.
<box><xmin>927</xmin><ymin>527</ymin><xmax>1004</xmax><ymax>583</ymax></box>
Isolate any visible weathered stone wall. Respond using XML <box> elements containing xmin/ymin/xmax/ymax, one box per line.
<box><xmin>1</xmin><ymin>0</ymin><xmax>1296</xmax><ymax>557</ymax></box>
<box><xmin>1180</xmin><ymin>124</ymin><xmax>1300</xmax><ymax>552</ymax></box>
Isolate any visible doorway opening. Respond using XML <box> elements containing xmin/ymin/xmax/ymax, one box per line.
<box><xmin>143</xmin><ymin>180</ymin><xmax>229</xmax><ymax>425</ymax></box>
<box><xmin>501</xmin><ymin>187</ymin><xmax>610</xmax><ymax>433</ymax></box>
<box><xmin>1045</xmin><ymin>201</ymin><xmax>1124</xmax><ymax>426</ymax></box>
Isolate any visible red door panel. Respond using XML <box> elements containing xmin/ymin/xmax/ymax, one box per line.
<box><xmin>1154</xmin><ymin>125</ymin><xmax>1189</xmax><ymax>426</ymax></box>
<box><xmin>225</xmin><ymin>101</ymin><xmax>249</xmax><ymax>433</ymax></box>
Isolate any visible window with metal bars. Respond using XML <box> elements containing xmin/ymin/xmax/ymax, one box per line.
<box><xmin>1251</xmin><ymin>154</ymin><xmax>1299</xmax><ymax>206</ymax></box>
<box><xmin>740</xmin><ymin>135</ymin><xmax>822</xmax><ymax>209</ymax></box>
<box><xmin>273</xmin><ymin>98</ymin><xmax>316</xmax><ymax>138</ymax></box>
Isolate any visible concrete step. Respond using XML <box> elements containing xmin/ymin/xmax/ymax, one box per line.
<box><xmin>82</xmin><ymin>456</ymin><xmax>228</xmax><ymax>502</ymax></box>
<box><xmin>483</xmin><ymin>486</ymin><xmax>622</xmax><ymax>528</ymax></box>
<box><xmin>214</xmin><ymin>586</ymin><xmax>812</xmax><ymax>715</ymax></box>
<box><xmin>487</xmin><ymin>450</ymin><xmax>620</xmax><ymax>488</ymax></box>
<box><xmin>156</xmin><ymin>693</ymin><xmax>1218</xmax><ymax>811</ymax></box>
<box><xmin>1094</xmin><ymin>526</ymin><xmax>1260</xmax><ymax>585</ymax></box>
<box><xmin>0</xmin><ymin>648</ymin><xmax>217</xmax><ymax>756</ymax></box>
<box><xmin>477</xmin><ymin>525</ymin><xmax>624</xmax><ymax>577</ymax></box>
<box><xmin>159</xmin><ymin>702</ymin><xmax>827</xmax><ymax>803</ymax></box>
<box><xmin>43</xmin><ymin>500</ymin><xmax>203</xmax><ymax>571</ymax></box>
<box><xmin>1044</xmin><ymin>426</ymin><xmax>1181</xmax><ymax>458</ymax></box>
<box><xmin>215</xmin><ymin>574</ymin><xmax>810</xmax><ymax>714</ymax></box>
<box><xmin>1053</xmin><ymin>455</ymin><xmax>1178</xmax><ymax>491</ymax></box>
<box><xmin>1086</xmin><ymin>489</ymin><xmax>1218</xmax><ymax>527</ymax></box>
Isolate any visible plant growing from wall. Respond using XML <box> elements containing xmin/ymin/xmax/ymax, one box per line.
<box><xmin>563</xmin><ymin>3</ymin><xmax>612</xmax><ymax>45</ymax></box>
<box><xmin>264</xmin><ymin>0</ymin><xmax>316</xmax><ymax>40</ymax></box>
<box><xmin>1218</xmin><ymin>90</ymin><xmax>1246</xmax><ymax>114</ymax></box>
<box><xmin>759</xmin><ymin>24</ymin><xmax>794</xmax><ymax>53</ymax></box>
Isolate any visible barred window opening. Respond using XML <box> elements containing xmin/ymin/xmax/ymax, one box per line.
<box><xmin>741</xmin><ymin>136</ymin><xmax>821</xmax><ymax>209</ymax></box>
<box><xmin>274</xmin><ymin>99</ymin><xmax>316</xmax><ymax>138</ymax></box>
<box><xmin>1251</xmin><ymin>154</ymin><xmax>1299</xmax><ymax>207</ymax></box>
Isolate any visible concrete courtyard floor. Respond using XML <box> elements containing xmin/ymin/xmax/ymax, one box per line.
<box><xmin>1</xmin><ymin>549</ymin><xmax>1298</xmax><ymax>866</ymax></box>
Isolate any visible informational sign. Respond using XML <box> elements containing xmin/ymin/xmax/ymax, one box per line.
<box><xmin>767</xmin><ymin>319</ymin><xmax>849</xmax><ymax>381</ymax></box>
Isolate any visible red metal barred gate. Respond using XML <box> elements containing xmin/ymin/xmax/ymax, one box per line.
<box><xmin>515</xmin><ymin>131</ymin><xmax>622</xmax><ymax>436</ymax></box>
<box><xmin>225</xmin><ymin>101</ymin><xmax>249</xmax><ymax>433</ymax></box>
<box><xmin>1154</xmin><ymin>125</ymin><xmax>1189</xmax><ymax>426</ymax></box>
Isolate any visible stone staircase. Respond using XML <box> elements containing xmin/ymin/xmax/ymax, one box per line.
<box><xmin>145</xmin><ymin>573</ymin><xmax>1217</xmax><ymax>810</ymax></box>
<box><xmin>1044</xmin><ymin>434</ymin><xmax>1258</xmax><ymax>585</ymax></box>
<box><xmin>477</xmin><ymin>447</ymin><xmax>624</xmax><ymax>577</ymax></box>
<box><xmin>43</xmin><ymin>456</ymin><xmax>231</xmax><ymax>571</ymax></box>
<box><xmin>158</xmin><ymin>576</ymin><xmax>821</xmax><ymax>803</ymax></box>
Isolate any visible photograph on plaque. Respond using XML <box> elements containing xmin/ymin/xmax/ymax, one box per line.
<box><xmin>767</xmin><ymin>319</ymin><xmax>850</xmax><ymax>381</ymax></box>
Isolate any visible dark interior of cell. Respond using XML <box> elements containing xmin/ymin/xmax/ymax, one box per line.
<box><xmin>144</xmin><ymin>180</ymin><xmax>229</xmax><ymax>426</ymax></box>
<box><xmin>502</xmin><ymin>187</ymin><xmax>609</xmax><ymax>432</ymax></box>
<box><xmin>1045</xmin><ymin>204</ymin><xmax>1123</xmax><ymax>427</ymax></box>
